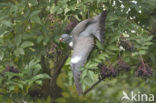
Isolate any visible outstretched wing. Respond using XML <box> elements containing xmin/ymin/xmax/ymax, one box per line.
<box><xmin>70</xmin><ymin>36</ymin><xmax>94</xmax><ymax>95</ymax></box>
<box><xmin>71</xmin><ymin>19</ymin><xmax>94</xmax><ymax>46</ymax></box>
<box><xmin>78</xmin><ymin>11</ymin><xmax>107</xmax><ymax>44</ymax></box>
<box><xmin>90</xmin><ymin>10</ymin><xmax>107</xmax><ymax>43</ymax></box>
<box><xmin>99</xmin><ymin>10</ymin><xmax>107</xmax><ymax>43</ymax></box>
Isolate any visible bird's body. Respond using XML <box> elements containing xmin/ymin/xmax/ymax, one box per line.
<box><xmin>60</xmin><ymin>10</ymin><xmax>107</xmax><ymax>95</ymax></box>
<box><xmin>71</xmin><ymin>36</ymin><xmax>94</xmax><ymax>94</ymax></box>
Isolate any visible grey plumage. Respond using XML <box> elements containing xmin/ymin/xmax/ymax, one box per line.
<box><xmin>71</xmin><ymin>19</ymin><xmax>93</xmax><ymax>46</ymax></box>
<box><xmin>60</xmin><ymin>34</ymin><xmax>72</xmax><ymax>43</ymax></box>
<box><xmin>80</xmin><ymin>10</ymin><xmax>107</xmax><ymax>43</ymax></box>
<box><xmin>60</xmin><ymin>10</ymin><xmax>107</xmax><ymax>95</ymax></box>
<box><xmin>71</xmin><ymin>36</ymin><xmax>94</xmax><ymax>94</ymax></box>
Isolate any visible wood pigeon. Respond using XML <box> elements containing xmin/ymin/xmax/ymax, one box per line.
<box><xmin>59</xmin><ymin>10</ymin><xmax>107</xmax><ymax>95</ymax></box>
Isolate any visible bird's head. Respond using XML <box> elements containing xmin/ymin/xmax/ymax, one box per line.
<box><xmin>59</xmin><ymin>34</ymin><xmax>73</xmax><ymax>47</ymax></box>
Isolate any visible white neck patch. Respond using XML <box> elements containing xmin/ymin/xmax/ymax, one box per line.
<box><xmin>69</xmin><ymin>41</ymin><xmax>73</xmax><ymax>47</ymax></box>
<box><xmin>71</xmin><ymin>56</ymin><xmax>81</xmax><ymax>64</ymax></box>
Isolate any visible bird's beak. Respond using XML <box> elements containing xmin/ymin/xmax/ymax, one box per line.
<box><xmin>59</xmin><ymin>38</ymin><xmax>64</xmax><ymax>42</ymax></box>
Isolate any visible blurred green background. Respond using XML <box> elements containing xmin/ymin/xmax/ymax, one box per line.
<box><xmin>0</xmin><ymin>0</ymin><xmax>156</xmax><ymax>103</ymax></box>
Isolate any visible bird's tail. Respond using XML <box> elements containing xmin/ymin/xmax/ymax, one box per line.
<box><xmin>71</xmin><ymin>64</ymin><xmax>83</xmax><ymax>95</ymax></box>
<box><xmin>99</xmin><ymin>10</ymin><xmax>107</xmax><ymax>44</ymax></box>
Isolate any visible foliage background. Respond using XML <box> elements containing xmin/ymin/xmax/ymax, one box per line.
<box><xmin>0</xmin><ymin>0</ymin><xmax>156</xmax><ymax>103</ymax></box>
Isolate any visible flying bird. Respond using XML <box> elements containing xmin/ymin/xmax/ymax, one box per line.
<box><xmin>59</xmin><ymin>10</ymin><xmax>107</xmax><ymax>95</ymax></box>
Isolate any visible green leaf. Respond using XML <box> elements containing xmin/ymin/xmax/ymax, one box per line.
<box><xmin>1</xmin><ymin>20</ymin><xmax>12</xmax><ymax>27</ymax></box>
<box><xmin>35</xmin><ymin>80</ymin><xmax>42</xmax><ymax>85</ymax></box>
<box><xmin>82</xmin><ymin>83</ymin><xmax>86</xmax><ymax>92</ymax></box>
<box><xmin>29</xmin><ymin>0</ymin><xmax>38</xmax><ymax>6</ymax></box>
<box><xmin>8</xmin><ymin>85</ymin><xmax>15</xmax><ymax>92</ymax></box>
<box><xmin>65</xmin><ymin>57</ymin><xmax>71</xmax><ymax>66</ymax></box>
<box><xmin>0</xmin><ymin>52</ymin><xmax>4</xmax><ymax>61</ymax></box>
<box><xmin>46</xmin><ymin>96</ymin><xmax>51</xmax><ymax>103</ymax></box>
<box><xmin>55</xmin><ymin>98</ymin><xmax>66</xmax><ymax>103</ymax></box>
<box><xmin>85</xmin><ymin>62</ymin><xmax>98</xmax><ymax>69</ymax></box>
<box><xmin>17</xmin><ymin>83</ymin><xmax>24</xmax><ymax>90</ymax></box>
<box><xmin>32</xmin><ymin>74</ymin><xmax>51</xmax><ymax>80</ymax></box>
<box><xmin>28</xmin><ymin>74</ymin><xmax>51</xmax><ymax>86</ymax></box>
<box><xmin>33</xmin><ymin>65</ymin><xmax>41</xmax><ymax>75</ymax></box>
<box><xmin>29</xmin><ymin>10</ymin><xmax>41</xmax><ymax>17</ymax></box>
<box><xmin>145</xmin><ymin>42</ymin><xmax>153</xmax><ymax>46</ymax></box>
<box><xmin>98</xmin><ymin>53</ymin><xmax>109</xmax><ymax>60</ymax></box>
<box><xmin>20</xmin><ymin>41</ymin><xmax>34</xmax><ymax>48</ymax></box>
<box><xmin>139</xmin><ymin>50</ymin><xmax>146</xmax><ymax>55</ymax></box>
<box><xmin>31</xmin><ymin>16</ymin><xmax>42</xmax><ymax>24</ymax></box>
<box><xmin>64</xmin><ymin>7</ymin><xmax>70</xmax><ymax>14</ymax></box>
<box><xmin>14</xmin><ymin>48</ymin><xmax>25</xmax><ymax>56</ymax></box>
<box><xmin>96</xmin><ymin>40</ymin><xmax>103</xmax><ymax>49</ymax></box>
<box><xmin>132</xmin><ymin>52</ymin><xmax>139</xmax><ymax>56</ymax></box>
<box><xmin>107</xmin><ymin>45</ymin><xmax>119</xmax><ymax>51</ymax></box>
<box><xmin>13</xmin><ymin>35</ymin><xmax>22</xmax><ymax>46</ymax></box>
<box><xmin>62</xmin><ymin>92</ymin><xmax>69</xmax><ymax>98</ymax></box>
<box><xmin>81</xmin><ymin>70</ymin><xmax>87</xmax><ymax>79</ymax></box>
<box><xmin>146</xmin><ymin>35</ymin><xmax>153</xmax><ymax>41</ymax></box>
<box><xmin>50</xmin><ymin>6</ymin><xmax>59</xmax><ymax>14</ymax></box>
<box><xmin>88</xmin><ymin>71</ymin><xmax>94</xmax><ymax>81</ymax></box>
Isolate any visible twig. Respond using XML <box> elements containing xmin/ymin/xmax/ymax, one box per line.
<box><xmin>139</xmin><ymin>55</ymin><xmax>145</xmax><ymax>67</ymax></box>
<box><xmin>83</xmin><ymin>77</ymin><xmax>105</xmax><ymax>95</ymax></box>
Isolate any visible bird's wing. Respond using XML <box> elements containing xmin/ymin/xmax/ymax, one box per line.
<box><xmin>98</xmin><ymin>10</ymin><xmax>107</xmax><ymax>43</ymax></box>
<box><xmin>76</xmin><ymin>11</ymin><xmax>107</xmax><ymax>44</ymax></box>
<box><xmin>86</xmin><ymin>10</ymin><xmax>107</xmax><ymax>44</ymax></box>
<box><xmin>71</xmin><ymin>19</ymin><xmax>94</xmax><ymax>45</ymax></box>
<box><xmin>70</xmin><ymin>36</ymin><xmax>94</xmax><ymax>95</ymax></box>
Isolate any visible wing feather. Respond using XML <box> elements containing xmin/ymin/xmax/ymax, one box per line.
<box><xmin>71</xmin><ymin>19</ymin><xmax>94</xmax><ymax>46</ymax></box>
<box><xmin>99</xmin><ymin>10</ymin><xmax>107</xmax><ymax>43</ymax></box>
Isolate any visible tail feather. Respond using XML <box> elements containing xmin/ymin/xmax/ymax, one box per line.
<box><xmin>71</xmin><ymin>64</ymin><xmax>83</xmax><ymax>95</ymax></box>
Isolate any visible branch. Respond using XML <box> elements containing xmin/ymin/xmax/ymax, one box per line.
<box><xmin>84</xmin><ymin>60</ymin><xmax>130</xmax><ymax>95</ymax></box>
<box><xmin>83</xmin><ymin>77</ymin><xmax>105</xmax><ymax>95</ymax></box>
<box><xmin>50</xmin><ymin>55</ymin><xmax>68</xmax><ymax>103</ymax></box>
<box><xmin>0</xmin><ymin>92</ymin><xmax>4</xmax><ymax>95</ymax></box>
